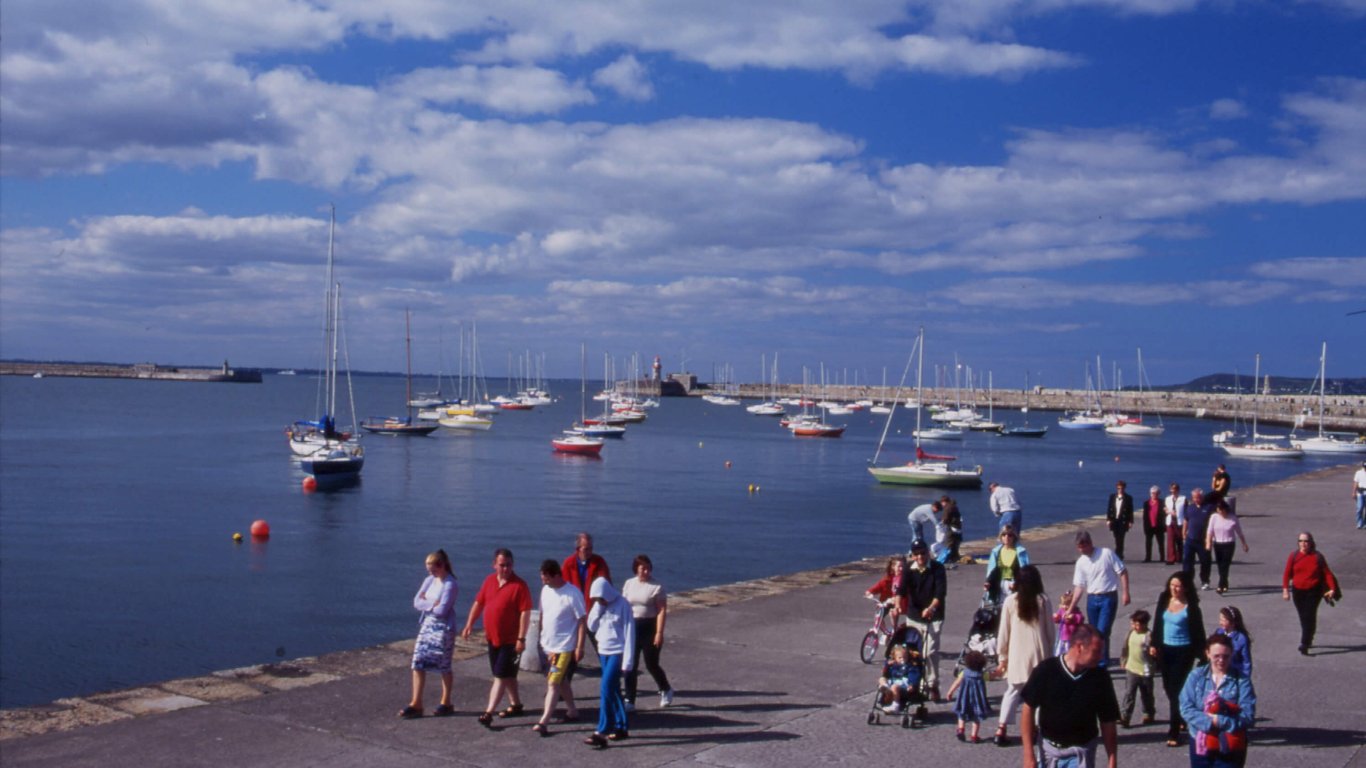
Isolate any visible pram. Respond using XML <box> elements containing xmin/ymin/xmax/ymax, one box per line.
<box><xmin>866</xmin><ymin>624</ymin><xmax>931</xmax><ymax>728</ymax></box>
<box><xmin>952</xmin><ymin>589</ymin><xmax>1001</xmax><ymax>677</ymax></box>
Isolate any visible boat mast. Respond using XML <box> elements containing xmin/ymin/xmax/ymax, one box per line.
<box><xmin>1317</xmin><ymin>342</ymin><xmax>1327</xmax><ymax>438</ymax></box>
<box><xmin>405</xmin><ymin>308</ymin><xmax>414</xmax><ymax>420</ymax></box>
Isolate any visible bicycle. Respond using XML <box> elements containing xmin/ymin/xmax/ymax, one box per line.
<box><xmin>860</xmin><ymin>595</ymin><xmax>898</xmax><ymax>663</ymax></box>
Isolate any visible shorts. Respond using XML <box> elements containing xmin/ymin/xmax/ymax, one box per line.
<box><xmin>546</xmin><ymin>651</ymin><xmax>577</xmax><ymax>684</ymax></box>
<box><xmin>487</xmin><ymin>643</ymin><xmax>520</xmax><ymax>679</ymax></box>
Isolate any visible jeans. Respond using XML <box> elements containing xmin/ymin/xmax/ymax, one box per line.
<box><xmin>1291</xmin><ymin>588</ymin><xmax>1322</xmax><ymax>649</ymax></box>
<box><xmin>1160</xmin><ymin>644</ymin><xmax>1197</xmax><ymax>738</ymax></box>
<box><xmin>1356</xmin><ymin>491</ymin><xmax>1365</xmax><ymax>529</ymax></box>
<box><xmin>1212</xmin><ymin>541</ymin><xmax>1236</xmax><ymax>590</ymax></box>
<box><xmin>625</xmin><ymin>617</ymin><xmax>671</xmax><ymax>702</ymax></box>
<box><xmin>597</xmin><ymin>653</ymin><xmax>628</xmax><ymax>735</ymax></box>
<box><xmin>999</xmin><ymin>509</ymin><xmax>1022</xmax><ymax>535</ymax></box>
<box><xmin>1189</xmin><ymin>743</ymin><xmax>1248</xmax><ymax>767</ymax></box>
<box><xmin>1086</xmin><ymin>592</ymin><xmax>1119</xmax><ymax>669</ymax></box>
<box><xmin>1182</xmin><ymin>539</ymin><xmax>1212</xmax><ymax>585</ymax></box>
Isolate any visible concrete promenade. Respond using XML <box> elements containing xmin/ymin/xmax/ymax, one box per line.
<box><xmin>3</xmin><ymin>465</ymin><xmax>1364</xmax><ymax>767</ymax></box>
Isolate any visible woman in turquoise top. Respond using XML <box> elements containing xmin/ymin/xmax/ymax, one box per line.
<box><xmin>1179</xmin><ymin>634</ymin><xmax>1256</xmax><ymax>767</ymax></box>
<box><xmin>1150</xmin><ymin>571</ymin><xmax>1206</xmax><ymax>747</ymax></box>
<box><xmin>983</xmin><ymin>526</ymin><xmax>1029</xmax><ymax>602</ymax></box>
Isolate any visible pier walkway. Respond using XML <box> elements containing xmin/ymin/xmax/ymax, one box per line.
<box><xmin>3</xmin><ymin>465</ymin><xmax>1364</xmax><ymax>767</ymax></box>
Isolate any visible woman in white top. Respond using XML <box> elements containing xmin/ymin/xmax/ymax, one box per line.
<box><xmin>991</xmin><ymin>564</ymin><xmax>1055</xmax><ymax>746</ymax></box>
<box><xmin>622</xmin><ymin>554</ymin><xmax>675</xmax><ymax>709</ymax></box>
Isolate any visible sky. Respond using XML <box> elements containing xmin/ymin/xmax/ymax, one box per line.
<box><xmin>2</xmin><ymin>1</ymin><xmax>1365</xmax><ymax>388</ymax></box>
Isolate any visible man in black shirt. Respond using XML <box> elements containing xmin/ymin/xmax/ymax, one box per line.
<box><xmin>895</xmin><ymin>539</ymin><xmax>947</xmax><ymax>701</ymax></box>
<box><xmin>1020</xmin><ymin>624</ymin><xmax>1120</xmax><ymax>768</ymax></box>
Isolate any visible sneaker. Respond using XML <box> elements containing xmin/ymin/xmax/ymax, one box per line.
<box><xmin>888</xmin><ymin>702</ymin><xmax>903</xmax><ymax>714</ymax></box>
<box><xmin>624</xmin><ymin>701</ymin><xmax>636</xmax><ymax>713</ymax></box>
<box><xmin>660</xmin><ymin>689</ymin><xmax>674</xmax><ymax>708</ymax></box>
<box><xmin>1201</xmin><ymin>583</ymin><xmax>1211</xmax><ymax>590</ymax></box>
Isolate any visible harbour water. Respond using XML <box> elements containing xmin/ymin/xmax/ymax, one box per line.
<box><xmin>0</xmin><ymin>373</ymin><xmax>1349</xmax><ymax>709</ymax></box>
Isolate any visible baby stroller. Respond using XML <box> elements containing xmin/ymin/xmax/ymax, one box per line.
<box><xmin>867</xmin><ymin>624</ymin><xmax>931</xmax><ymax>728</ymax></box>
<box><xmin>953</xmin><ymin>590</ymin><xmax>1001</xmax><ymax>677</ymax></box>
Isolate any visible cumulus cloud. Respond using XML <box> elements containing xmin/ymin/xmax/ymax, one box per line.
<box><xmin>1210</xmin><ymin>98</ymin><xmax>1249</xmax><ymax>120</ymax></box>
<box><xmin>592</xmin><ymin>55</ymin><xmax>655</xmax><ymax>101</ymax></box>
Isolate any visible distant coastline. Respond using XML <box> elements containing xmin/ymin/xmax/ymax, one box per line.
<box><xmin>0</xmin><ymin>360</ymin><xmax>261</xmax><ymax>383</ymax></box>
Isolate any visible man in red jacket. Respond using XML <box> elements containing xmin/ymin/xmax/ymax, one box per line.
<box><xmin>563</xmin><ymin>532</ymin><xmax>612</xmax><ymax>597</ymax></box>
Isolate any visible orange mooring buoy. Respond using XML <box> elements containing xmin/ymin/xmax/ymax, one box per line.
<box><xmin>250</xmin><ymin>519</ymin><xmax>271</xmax><ymax>538</ymax></box>
<box><xmin>302</xmin><ymin>476</ymin><xmax>318</xmax><ymax>492</ymax></box>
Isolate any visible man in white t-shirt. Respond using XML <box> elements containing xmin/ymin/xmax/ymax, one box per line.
<box><xmin>1071</xmin><ymin>531</ymin><xmax>1130</xmax><ymax>670</ymax></box>
<box><xmin>534</xmin><ymin>559</ymin><xmax>586</xmax><ymax>734</ymax></box>
<box><xmin>1353</xmin><ymin>461</ymin><xmax>1366</xmax><ymax>530</ymax></box>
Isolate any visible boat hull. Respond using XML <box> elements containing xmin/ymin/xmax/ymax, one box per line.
<box><xmin>551</xmin><ymin>437</ymin><xmax>604</xmax><ymax>455</ymax></box>
<box><xmin>1105</xmin><ymin>423</ymin><xmax>1165</xmax><ymax>436</ymax></box>
<box><xmin>1221</xmin><ymin>443</ymin><xmax>1304</xmax><ymax>459</ymax></box>
<box><xmin>1001</xmin><ymin>427</ymin><xmax>1048</xmax><ymax>438</ymax></box>
<box><xmin>867</xmin><ymin>464</ymin><xmax>983</xmax><ymax>488</ymax></box>
<box><xmin>1290</xmin><ymin>436</ymin><xmax>1366</xmax><ymax>454</ymax></box>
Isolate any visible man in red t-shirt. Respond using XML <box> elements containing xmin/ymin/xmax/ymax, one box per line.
<box><xmin>462</xmin><ymin>548</ymin><xmax>533</xmax><ymax>726</ymax></box>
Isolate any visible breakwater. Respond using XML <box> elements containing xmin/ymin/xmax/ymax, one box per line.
<box><xmin>0</xmin><ymin>361</ymin><xmax>262</xmax><ymax>383</ymax></box>
<box><xmin>682</xmin><ymin>382</ymin><xmax>1366</xmax><ymax>432</ymax></box>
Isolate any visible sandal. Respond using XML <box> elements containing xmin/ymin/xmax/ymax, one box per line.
<box><xmin>498</xmin><ymin>703</ymin><xmax>525</xmax><ymax>718</ymax></box>
<box><xmin>584</xmin><ymin>733</ymin><xmax>609</xmax><ymax>748</ymax></box>
<box><xmin>1166</xmin><ymin>737</ymin><xmax>1180</xmax><ymax>747</ymax></box>
<box><xmin>397</xmin><ymin>705</ymin><xmax>422</xmax><ymax>719</ymax></box>
<box><xmin>477</xmin><ymin>712</ymin><xmax>494</xmax><ymax>728</ymax></box>
<box><xmin>432</xmin><ymin>704</ymin><xmax>455</xmax><ymax>717</ymax></box>
<box><xmin>609</xmin><ymin>730</ymin><xmax>629</xmax><ymax>741</ymax></box>
<box><xmin>532</xmin><ymin>723</ymin><xmax>550</xmax><ymax>737</ymax></box>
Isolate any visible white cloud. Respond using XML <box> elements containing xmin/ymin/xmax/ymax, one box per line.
<box><xmin>1210</xmin><ymin>98</ymin><xmax>1248</xmax><ymax>120</ymax></box>
<box><xmin>592</xmin><ymin>55</ymin><xmax>655</xmax><ymax>101</ymax></box>
<box><xmin>392</xmin><ymin>65</ymin><xmax>595</xmax><ymax>114</ymax></box>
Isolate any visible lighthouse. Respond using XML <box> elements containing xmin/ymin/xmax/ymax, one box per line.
<box><xmin>652</xmin><ymin>355</ymin><xmax>662</xmax><ymax>382</ymax></box>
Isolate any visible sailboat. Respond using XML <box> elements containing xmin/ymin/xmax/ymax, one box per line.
<box><xmin>1105</xmin><ymin>349</ymin><xmax>1164</xmax><ymax>436</ymax></box>
<box><xmin>867</xmin><ymin>328</ymin><xmax>983</xmax><ymax>488</ymax></box>
<box><xmin>362</xmin><ymin>310</ymin><xmax>439</xmax><ymax>436</ymax></box>
<box><xmin>439</xmin><ymin>323</ymin><xmax>495</xmax><ymax>431</ymax></box>
<box><xmin>573</xmin><ymin>353</ymin><xmax>626</xmax><ymax>438</ymax></box>
<box><xmin>1058</xmin><ymin>360</ymin><xmax>1107</xmax><ymax>429</ymax></box>
<box><xmin>1222</xmin><ymin>354</ymin><xmax>1303</xmax><ymax>459</ymax></box>
<box><xmin>746</xmin><ymin>354</ymin><xmax>786</xmax><ymax>416</ymax></box>
<box><xmin>292</xmin><ymin>206</ymin><xmax>365</xmax><ymax>477</ymax></box>
<box><xmin>1002</xmin><ymin>373</ymin><xmax>1048</xmax><ymax>437</ymax></box>
<box><xmin>790</xmin><ymin>365</ymin><xmax>846</xmax><ymax>437</ymax></box>
<box><xmin>1291</xmin><ymin>343</ymin><xmax>1366</xmax><ymax>454</ymax></box>
<box><xmin>552</xmin><ymin>345</ymin><xmax>605</xmax><ymax>456</ymax></box>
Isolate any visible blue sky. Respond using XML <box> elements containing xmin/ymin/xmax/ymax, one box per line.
<box><xmin>3</xmin><ymin>0</ymin><xmax>1364</xmax><ymax>387</ymax></box>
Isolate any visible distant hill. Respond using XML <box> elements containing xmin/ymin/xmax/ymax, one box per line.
<box><xmin>1153</xmin><ymin>374</ymin><xmax>1366</xmax><ymax>396</ymax></box>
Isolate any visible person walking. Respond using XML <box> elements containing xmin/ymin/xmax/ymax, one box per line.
<box><xmin>1183</xmin><ymin>488</ymin><xmax>1214</xmax><ymax>590</ymax></box>
<box><xmin>399</xmin><ymin>550</ymin><xmax>458</xmax><ymax>719</ymax></box>
<box><xmin>1071</xmin><ymin>530</ymin><xmax>1130</xmax><ymax>670</ymax></box>
<box><xmin>1213</xmin><ymin>606</ymin><xmax>1253</xmax><ymax>679</ymax></box>
<box><xmin>1020</xmin><ymin>624</ymin><xmax>1121</xmax><ymax>768</ymax></box>
<box><xmin>1107</xmin><ymin>481</ymin><xmax>1135</xmax><ymax>560</ymax></box>
<box><xmin>532</xmin><ymin>559</ymin><xmax>586</xmax><ymax>736</ymax></box>
<box><xmin>1165</xmin><ymin>483</ymin><xmax>1188</xmax><ymax>566</ymax></box>
<box><xmin>1205</xmin><ymin>499</ymin><xmax>1249</xmax><ymax>594</ymax></box>
<box><xmin>984</xmin><ymin>525</ymin><xmax>1030</xmax><ymax>601</ymax></box>
<box><xmin>1151</xmin><ymin>570</ymin><xmax>1206</xmax><ymax>747</ymax></box>
<box><xmin>1142</xmin><ymin>485</ymin><xmax>1166</xmax><ymax>563</ymax></box>
<box><xmin>1211</xmin><ymin>465</ymin><xmax>1231</xmax><ymax>496</ymax></box>
<box><xmin>896</xmin><ymin>539</ymin><xmax>947</xmax><ymax>701</ymax></box>
<box><xmin>584</xmin><ymin>577</ymin><xmax>636</xmax><ymax>748</ymax></box>
<box><xmin>989</xmin><ymin>482</ymin><xmax>1023</xmax><ymax>534</ymax></box>
<box><xmin>461</xmin><ymin>548</ymin><xmax>533</xmax><ymax>727</ymax></box>
<box><xmin>1179</xmin><ymin>634</ymin><xmax>1256</xmax><ymax>768</ymax></box>
<box><xmin>622</xmin><ymin>554</ymin><xmax>675</xmax><ymax>710</ymax></box>
<box><xmin>990</xmin><ymin>565</ymin><xmax>1055</xmax><ymax>747</ymax></box>
<box><xmin>563</xmin><ymin>531</ymin><xmax>612</xmax><ymax>598</ymax></box>
<box><xmin>1281</xmin><ymin>531</ymin><xmax>1342</xmax><ymax>655</ymax></box>
<box><xmin>1353</xmin><ymin>461</ymin><xmax>1366</xmax><ymax>530</ymax></box>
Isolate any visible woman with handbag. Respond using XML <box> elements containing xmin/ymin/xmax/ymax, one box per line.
<box><xmin>1281</xmin><ymin>531</ymin><xmax>1341</xmax><ymax>656</ymax></box>
<box><xmin>1179</xmin><ymin>634</ymin><xmax>1256</xmax><ymax>768</ymax></box>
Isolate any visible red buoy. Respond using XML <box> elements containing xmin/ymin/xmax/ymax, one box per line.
<box><xmin>250</xmin><ymin>519</ymin><xmax>271</xmax><ymax>538</ymax></box>
<box><xmin>302</xmin><ymin>476</ymin><xmax>318</xmax><ymax>492</ymax></box>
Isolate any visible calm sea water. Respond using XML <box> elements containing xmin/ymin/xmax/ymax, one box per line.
<box><xmin>0</xmin><ymin>374</ymin><xmax>1345</xmax><ymax>708</ymax></box>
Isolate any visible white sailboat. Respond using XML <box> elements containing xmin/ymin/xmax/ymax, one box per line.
<box><xmin>292</xmin><ymin>206</ymin><xmax>364</xmax><ymax>477</ymax></box>
<box><xmin>1291</xmin><ymin>343</ymin><xmax>1366</xmax><ymax>454</ymax></box>
<box><xmin>868</xmin><ymin>328</ymin><xmax>983</xmax><ymax>488</ymax></box>
<box><xmin>1222</xmin><ymin>354</ymin><xmax>1303</xmax><ymax>459</ymax></box>
<box><xmin>1059</xmin><ymin>360</ymin><xmax>1107</xmax><ymax>429</ymax></box>
<box><xmin>1105</xmin><ymin>349</ymin><xmax>1164</xmax><ymax>436</ymax></box>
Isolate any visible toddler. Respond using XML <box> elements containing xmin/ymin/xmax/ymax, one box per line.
<box><xmin>1119</xmin><ymin>610</ymin><xmax>1155</xmax><ymax>727</ymax></box>
<box><xmin>1053</xmin><ymin>589</ymin><xmax>1085</xmax><ymax>656</ymax></box>
<box><xmin>878</xmin><ymin>644</ymin><xmax>920</xmax><ymax>713</ymax></box>
<box><xmin>946</xmin><ymin>650</ymin><xmax>991</xmax><ymax>742</ymax></box>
